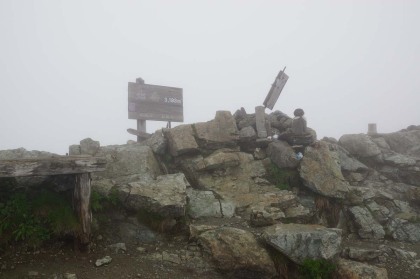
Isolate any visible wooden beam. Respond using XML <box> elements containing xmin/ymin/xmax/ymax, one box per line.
<box><xmin>0</xmin><ymin>156</ymin><xmax>106</xmax><ymax>178</ymax></box>
<box><xmin>73</xmin><ymin>173</ymin><xmax>92</xmax><ymax>250</ymax></box>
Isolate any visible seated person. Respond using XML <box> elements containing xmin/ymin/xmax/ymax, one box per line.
<box><xmin>291</xmin><ymin>108</ymin><xmax>307</xmax><ymax>135</ymax></box>
<box><xmin>278</xmin><ymin>108</ymin><xmax>313</xmax><ymax>146</ymax></box>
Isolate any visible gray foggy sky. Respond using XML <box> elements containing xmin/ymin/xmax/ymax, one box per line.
<box><xmin>1</xmin><ymin>0</ymin><xmax>419</xmax><ymax>154</ymax></box>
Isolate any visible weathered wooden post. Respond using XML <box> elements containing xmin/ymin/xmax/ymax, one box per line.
<box><xmin>73</xmin><ymin>173</ymin><xmax>92</xmax><ymax>249</ymax></box>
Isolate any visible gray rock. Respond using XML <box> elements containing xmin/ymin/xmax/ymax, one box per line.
<box><xmin>189</xmin><ymin>224</ymin><xmax>219</xmax><ymax>240</ymax></box>
<box><xmin>348</xmin><ymin>206</ymin><xmax>385</xmax><ymax>239</ymax></box>
<box><xmin>80</xmin><ymin>138</ymin><xmax>100</xmax><ymax>156</ymax></box>
<box><xmin>197</xmin><ymin>227</ymin><xmax>277</xmax><ymax>279</ymax></box>
<box><xmin>95</xmin><ymin>256</ymin><xmax>112</xmax><ymax>267</ymax></box>
<box><xmin>201</xmin><ymin>151</ymin><xmax>240</xmax><ymax>171</ymax></box>
<box><xmin>93</xmin><ymin>144</ymin><xmax>161</xmax><ymax>185</ymax></box>
<box><xmin>90</xmin><ymin>144</ymin><xmax>161</xmax><ymax>197</ymax></box>
<box><xmin>299</xmin><ymin>141</ymin><xmax>349</xmax><ymax>198</ymax></box>
<box><xmin>197</xmin><ymin>152</ymin><xmax>270</xmax><ymax>209</ymax></box>
<box><xmin>379</xmin><ymin>245</ymin><xmax>417</xmax><ymax>262</ymax></box>
<box><xmin>382</xmin><ymin>129</ymin><xmax>420</xmax><ymax>158</ymax></box>
<box><xmin>253</xmin><ymin>148</ymin><xmax>267</xmax><ymax>160</ymax></box>
<box><xmin>194</xmin><ymin>111</ymin><xmax>239</xmax><ymax>150</ymax></box>
<box><xmin>322</xmin><ymin>137</ymin><xmax>338</xmax><ymax>144</ymax></box>
<box><xmin>283</xmin><ymin>204</ymin><xmax>312</xmax><ymax>222</ymax></box>
<box><xmin>250</xmin><ymin>205</ymin><xmax>285</xmax><ymax>227</ymax></box>
<box><xmin>336</xmin><ymin>145</ymin><xmax>369</xmax><ymax>172</ymax></box>
<box><xmin>143</xmin><ymin>130</ymin><xmax>167</xmax><ymax>155</ymax></box>
<box><xmin>162</xmin><ymin>251</ymin><xmax>181</xmax><ymax>264</ymax></box>
<box><xmin>336</xmin><ymin>259</ymin><xmax>388</xmax><ymax>279</ymax></box>
<box><xmin>372</xmin><ymin>137</ymin><xmax>391</xmax><ymax>150</ymax></box>
<box><xmin>220</xmin><ymin>201</ymin><xmax>235</xmax><ymax>217</ymax></box>
<box><xmin>267</xmin><ymin>141</ymin><xmax>299</xmax><ymax>168</ymax></box>
<box><xmin>68</xmin><ymin>145</ymin><xmax>81</xmax><ymax>155</ymax></box>
<box><xmin>263</xmin><ymin>224</ymin><xmax>342</xmax><ymax>264</ymax></box>
<box><xmin>118</xmin><ymin>223</ymin><xmax>156</xmax><ymax>244</ymax></box>
<box><xmin>187</xmin><ymin>189</ymin><xmax>223</xmax><ymax>218</ymax></box>
<box><xmin>383</xmin><ymin>152</ymin><xmax>417</xmax><ymax>167</ymax></box>
<box><xmin>108</xmin><ymin>243</ymin><xmax>126</xmax><ymax>253</ymax></box>
<box><xmin>123</xmin><ymin>173</ymin><xmax>188</xmax><ymax>218</ymax></box>
<box><xmin>237</xmin><ymin>114</ymin><xmax>256</xmax><ymax>130</ymax></box>
<box><xmin>165</xmin><ymin>124</ymin><xmax>199</xmax><ymax>156</ymax></box>
<box><xmin>365</xmin><ymin>200</ymin><xmax>390</xmax><ymax>223</ymax></box>
<box><xmin>342</xmin><ymin>247</ymin><xmax>382</xmax><ymax>262</ymax></box>
<box><xmin>386</xmin><ymin>218</ymin><xmax>420</xmax><ymax>243</ymax></box>
<box><xmin>239</xmin><ymin>126</ymin><xmax>257</xmax><ymax>141</ymax></box>
<box><xmin>339</xmin><ymin>134</ymin><xmax>382</xmax><ymax>157</ymax></box>
<box><xmin>63</xmin><ymin>274</ymin><xmax>77</xmax><ymax>279</ymax></box>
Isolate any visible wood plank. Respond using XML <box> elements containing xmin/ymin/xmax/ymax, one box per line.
<box><xmin>263</xmin><ymin>70</ymin><xmax>289</xmax><ymax>110</ymax></box>
<box><xmin>73</xmin><ymin>173</ymin><xmax>92</xmax><ymax>250</ymax></box>
<box><xmin>0</xmin><ymin>156</ymin><xmax>106</xmax><ymax>178</ymax></box>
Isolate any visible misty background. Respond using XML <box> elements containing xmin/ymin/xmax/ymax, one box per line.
<box><xmin>1</xmin><ymin>0</ymin><xmax>419</xmax><ymax>155</ymax></box>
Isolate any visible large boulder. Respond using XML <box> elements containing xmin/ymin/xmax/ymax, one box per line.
<box><xmin>339</xmin><ymin>134</ymin><xmax>381</xmax><ymax>158</ymax></box>
<box><xmin>120</xmin><ymin>173</ymin><xmax>188</xmax><ymax>218</ymax></box>
<box><xmin>299</xmin><ymin>141</ymin><xmax>349</xmax><ymax>198</ymax></box>
<box><xmin>165</xmin><ymin>124</ymin><xmax>199</xmax><ymax>156</ymax></box>
<box><xmin>263</xmin><ymin>224</ymin><xmax>342</xmax><ymax>264</ymax></box>
<box><xmin>91</xmin><ymin>145</ymin><xmax>162</xmax><ymax>194</ymax></box>
<box><xmin>194</xmin><ymin>111</ymin><xmax>239</xmax><ymax>150</ymax></box>
<box><xmin>385</xmin><ymin>218</ymin><xmax>420</xmax><ymax>243</ymax></box>
<box><xmin>80</xmin><ymin>138</ymin><xmax>100</xmax><ymax>156</ymax></box>
<box><xmin>196</xmin><ymin>152</ymin><xmax>297</xmax><ymax>211</ymax></box>
<box><xmin>197</xmin><ymin>227</ymin><xmax>277</xmax><ymax>278</ymax></box>
<box><xmin>267</xmin><ymin>141</ymin><xmax>299</xmax><ymax>169</ymax></box>
<box><xmin>335</xmin><ymin>145</ymin><xmax>369</xmax><ymax>173</ymax></box>
<box><xmin>336</xmin><ymin>259</ymin><xmax>388</xmax><ymax>279</ymax></box>
<box><xmin>381</xmin><ymin>129</ymin><xmax>420</xmax><ymax>158</ymax></box>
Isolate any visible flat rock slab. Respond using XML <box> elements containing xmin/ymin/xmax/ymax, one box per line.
<box><xmin>123</xmin><ymin>173</ymin><xmax>189</xmax><ymax>218</ymax></box>
<box><xmin>263</xmin><ymin>224</ymin><xmax>342</xmax><ymax>264</ymax></box>
<box><xmin>299</xmin><ymin>141</ymin><xmax>349</xmax><ymax>198</ymax></box>
<box><xmin>194</xmin><ymin>111</ymin><xmax>239</xmax><ymax>150</ymax></box>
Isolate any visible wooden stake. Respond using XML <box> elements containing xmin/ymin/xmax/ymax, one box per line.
<box><xmin>73</xmin><ymin>173</ymin><xmax>92</xmax><ymax>250</ymax></box>
<box><xmin>137</xmin><ymin>119</ymin><xmax>147</xmax><ymax>142</ymax></box>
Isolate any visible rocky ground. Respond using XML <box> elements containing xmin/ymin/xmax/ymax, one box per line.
<box><xmin>2</xmin><ymin>215</ymin><xmax>420</xmax><ymax>279</ymax></box>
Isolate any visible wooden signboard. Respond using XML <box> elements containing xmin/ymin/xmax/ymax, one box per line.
<box><xmin>263</xmin><ymin>69</ymin><xmax>289</xmax><ymax>110</ymax></box>
<box><xmin>128</xmin><ymin>82</ymin><xmax>183</xmax><ymax>122</ymax></box>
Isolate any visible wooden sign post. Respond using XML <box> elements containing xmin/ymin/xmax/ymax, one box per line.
<box><xmin>128</xmin><ymin>78</ymin><xmax>184</xmax><ymax>141</ymax></box>
<box><xmin>263</xmin><ymin>67</ymin><xmax>289</xmax><ymax>110</ymax></box>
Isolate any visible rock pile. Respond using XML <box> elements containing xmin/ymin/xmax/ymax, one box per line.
<box><xmin>2</xmin><ymin>109</ymin><xmax>420</xmax><ymax>278</ymax></box>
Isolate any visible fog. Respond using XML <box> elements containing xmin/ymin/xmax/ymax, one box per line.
<box><xmin>1</xmin><ymin>0</ymin><xmax>419</xmax><ymax>154</ymax></box>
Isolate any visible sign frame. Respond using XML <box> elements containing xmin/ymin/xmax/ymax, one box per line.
<box><xmin>128</xmin><ymin>81</ymin><xmax>184</xmax><ymax>122</ymax></box>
